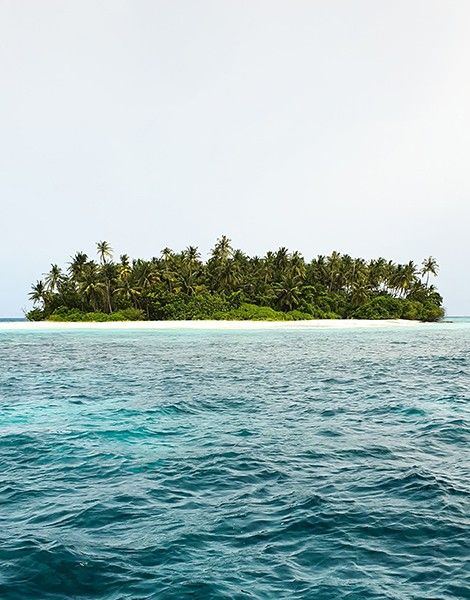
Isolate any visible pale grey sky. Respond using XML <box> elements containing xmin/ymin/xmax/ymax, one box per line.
<box><xmin>1</xmin><ymin>1</ymin><xmax>469</xmax><ymax>316</ymax></box>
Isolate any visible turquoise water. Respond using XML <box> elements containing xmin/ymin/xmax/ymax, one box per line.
<box><xmin>0</xmin><ymin>325</ymin><xmax>469</xmax><ymax>599</ymax></box>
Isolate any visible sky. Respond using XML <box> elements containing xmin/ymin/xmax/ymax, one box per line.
<box><xmin>1</xmin><ymin>0</ymin><xmax>469</xmax><ymax>316</ymax></box>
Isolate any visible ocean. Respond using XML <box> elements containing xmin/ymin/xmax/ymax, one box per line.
<box><xmin>0</xmin><ymin>323</ymin><xmax>469</xmax><ymax>599</ymax></box>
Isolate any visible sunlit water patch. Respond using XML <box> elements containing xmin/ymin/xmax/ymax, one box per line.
<box><xmin>0</xmin><ymin>325</ymin><xmax>469</xmax><ymax>599</ymax></box>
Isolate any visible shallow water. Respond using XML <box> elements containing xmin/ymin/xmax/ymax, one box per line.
<box><xmin>0</xmin><ymin>324</ymin><xmax>469</xmax><ymax>599</ymax></box>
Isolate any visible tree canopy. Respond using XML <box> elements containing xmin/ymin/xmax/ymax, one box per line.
<box><xmin>27</xmin><ymin>238</ymin><xmax>444</xmax><ymax>322</ymax></box>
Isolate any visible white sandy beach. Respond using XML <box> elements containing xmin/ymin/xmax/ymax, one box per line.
<box><xmin>0</xmin><ymin>319</ymin><xmax>424</xmax><ymax>331</ymax></box>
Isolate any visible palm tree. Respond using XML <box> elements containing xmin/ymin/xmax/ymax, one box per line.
<box><xmin>178</xmin><ymin>270</ymin><xmax>200</xmax><ymax>296</ymax></box>
<box><xmin>100</xmin><ymin>262</ymin><xmax>116</xmax><ymax>313</ymax></box>
<box><xmin>211</xmin><ymin>235</ymin><xmax>232</xmax><ymax>263</ymax></box>
<box><xmin>217</xmin><ymin>259</ymin><xmax>240</xmax><ymax>292</ymax></box>
<box><xmin>181</xmin><ymin>246</ymin><xmax>201</xmax><ymax>279</ymax></box>
<box><xmin>77</xmin><ymin>264</ymin><xmax>105</xmax><ymax>311</ymax></box>
<box><xmin>48</xmin><ymin>264</ymin><xmax>65</xmax><ymax>291</ymax></box>
<box><xmin>115</xmin><ymin>279</ymin><xmax>141</xmax><ymax>305</ymax></box>
<box><xmin>327</xmin><ymin>251</ymin><xmax>341</xmax><ymax>291</ymax></box>
<box><xmin>184</xmin><ymin>246</ymin><xmax>201</xmax><ymax>264</ymax></box>
<box><xmin>68</xmin><ymin>252</ymin><xmax>88</xmax><ymax>279</ymax></box>
<box><xmin>368</xmin><ymin>257</ymin><xmax>387</xmax><ymax>292</ymax></box>
<box><xmin>421</xmin><ymin>256</ymin><xmax>439</xmax><ymax>287</ymax></box>
<box><xmin>290</xmin><ymin>251</ymin><xmax>306</xmax><ymax>279</ymax></box>
<box><xmin>118</xmin><ymin>255</ymin><xmax>132</xmax><ymax>282</ymax></box>
<box><xmin>274</xmin><ymin>273</ymin><xmax>303</xmax><ymax>311</ymax></box>
<box><xmin>351</xmin><ymin>277</ymin><xmax>370</xmax><ymax>307</ymax></box>
<box><xmin>161</xmin><ymin>247</ymin><xmax>174</xmax><ymax>261</ymax></box>
<box><xmin>390</xmin><ymin>261</ymin><xmax>418</xmax><ymax>298</ymax></box>
<box><xmin>44</xmin><ymin>264</ymin><xmax>63</xmax><ymax>292</ymax></box>
<box><xmin>29</xmin><ymin>280</ymin><xmax>47</xmax><ymax>307</ymax></box>
<box><xmin>274</xmin><ymin>247</ymin><xmax>289</xmax><ymax>273</ymax></box>
<box><xmin>208</xmin><ymin>236</ymin><xmax>234</xmax><ymax>292</ymax></box>
<box><xmin>96</xmin><ymin>241</ymin><xmax>113</xmax><ymax>265</ymax></box>
<box><xmin>133</xmin><ymin>260</ymin><xmax>159</xmax><ymax>291</ymax></box>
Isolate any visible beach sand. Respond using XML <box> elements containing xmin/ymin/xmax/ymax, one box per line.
<box><xmin>0</xmin><ymin>319</ymin><xmax>423</xmax><ymax>331</ymax></box>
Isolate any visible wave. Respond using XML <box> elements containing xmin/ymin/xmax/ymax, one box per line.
<box><xmin>0</xmin><ymin>327</ymin><xmax>469</xmax><ymax>598</ymax></box>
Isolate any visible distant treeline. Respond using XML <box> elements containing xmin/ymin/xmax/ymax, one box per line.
<box><xmin>27</xmin><ymin>237</ymin><xmax>444</xmax><ymax>322</ymax></box>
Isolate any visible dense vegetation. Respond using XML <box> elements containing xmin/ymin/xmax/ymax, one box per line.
<box><xmin>27</xmin><ymin>238</ymin><xmax>444</xmax><ymax>322</ymax></box>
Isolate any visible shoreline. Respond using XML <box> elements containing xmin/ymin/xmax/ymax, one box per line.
<box><xmin>0</xmin><ymin>319</ymin><xmax>427</xmax><ymax>331</ymax></box>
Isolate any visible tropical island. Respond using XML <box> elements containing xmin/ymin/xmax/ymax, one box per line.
<box><xmin>27</xmin><ymin>237</ymin><xmax>444</xmax><ymax>322</ymax></box>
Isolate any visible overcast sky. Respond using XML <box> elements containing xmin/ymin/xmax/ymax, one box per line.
<box><xmin>1</xmin><ymin>1</ymin><xmax>469</xmax><ymax>316</ymax></box>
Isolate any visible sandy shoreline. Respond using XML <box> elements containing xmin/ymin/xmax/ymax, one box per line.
<box><xmin>0</xmin><ymin>319</ymin><xmax>424</xmax><ymax>331</ymax></box>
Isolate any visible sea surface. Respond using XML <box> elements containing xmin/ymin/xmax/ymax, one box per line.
<box><xmin>0</xmin><ymin>318</ymin><xmax>26</xmax><ymax>322</ymax></box>
<box><xmin>0</xmin><ymin>323</ymin><xmax>469</xmax><ymax>599</ymax></box>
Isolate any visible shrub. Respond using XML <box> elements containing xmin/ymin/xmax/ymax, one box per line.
<box><xmin>285</xmin><ymin>310</ymin><xmax>314</xmax><ymax>321</ymax></box>
<box><xmin>110</xmin><ymin>308</ymin><xmax>145</xmax><ymax>321</ymax></box>
<box><xmin>47</xmin><ymin>307</ymin><xmax>145</xmax><ymax>322</ymax></box>
<box><xmin>48</xmin><ymin>307</ymin><xmax>85</xmax><ymax>321</ymax></box>
<box><xmin>420</xmin><ymin>302</ymin><xmax>445</xmax><ymax>322</ymax></box>
<box><xmin>159</xmin><ymin>293</ymin><xmax>232</xmax><ymax>320</ymax></box>
<box><xmin>401</xmin><ymin>300</ymin><xmax>423</xmax><ymax>321</ymax></box>
<box><xmin>321</xmin><ymin>311</ymin><xmax>341</xmax><ymax>319</ymax></box>
<box><xmin>26</xmin><ymin>308</ymin><xmax>45</xmax><ymax>321</ymax></box>
<box><xmin>314</xmin><ymin>292</ymin><xmax>348</xmax><ymax>317</ymax></box>
<box><xmin>353</xmin><ymin>296</ymin><xmax>404</xmax><ymax>319</ymax></box>
<box><xmin>213</xmin><ymin>303</ymin><xmax>288</xmax><ymax>321</ymax></box>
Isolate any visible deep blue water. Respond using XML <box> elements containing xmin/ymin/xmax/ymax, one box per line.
<box><xmin>0</xmin><ymin>324</ymin><xmax>469</xmax><ymax>599</ymax></box>
<box><xmin>0</xmin><ymin>318</ymin><xmax>26</xmax><ymax>322</ymax></box>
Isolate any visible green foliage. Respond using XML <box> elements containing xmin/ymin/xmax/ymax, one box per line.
<box><xmin>285</xmin><ymin>309</ymin><xmax>315</xmax><ymax>321</ymax></box>
<box><xmin>48</xmin><ymin>307</ymin><xmax>145</xmax><ymax>322</ymax></box>
<box><xmin>319</xmin><ymin>311</ymin><xmax>341</xmax><ymax>320</ymax></box>
<box><xmin>25</xmin><ymin>308</ymin><xmax>45</xmax><ymax>321</ymax></box>
<box><xmin>111</xmin><ymin>308</ymin><xmax>146</xmax><ymax>321</ymax></box>
<box><xmin>314</xmin><ymin>292</ymin><xmax>348</xmax><ymax>316</ymax></box>
<box><xmin>420</xmin><ymin>302</ymin><xmax>445</xmax><ymax>323</ymax></box>
<box><xmin>213</xmin><ymin>303</ymin><xmax>292</xmax><ymax>321</ymax></box>
<box><xmin>352</xmin><ymin>295</ymin><xmax>444</xmax><ymax>322</ymax></box>
<box><xmin>353</xmin><ymin>296</ymin><xmax>404</xmax><ymax>319</ymax></box>
<box><xmin>27</xmin><ymin>238</ymin><xmax>444</xmax><ymax>322</ymax></box>
<box><xmin>154</xmin><ymin>293</ymin><xmax>232</xmax><ymax>320</ymax></box>
<box><xmin>401</xmin><ymin>300</ymin><xmax>424</xmax><ymax>321</ymax></box>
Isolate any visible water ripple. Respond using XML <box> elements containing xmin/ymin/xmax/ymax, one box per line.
<box><xmin>0</xmin><ymin>327</ymin><xmax>469</xmax><ymax>599</ymax></box>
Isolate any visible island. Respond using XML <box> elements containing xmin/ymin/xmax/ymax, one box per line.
<box><xmin>27</xmin><ymin>237</ymin><xmax>444</xmax><ymax>322</ymax></box>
